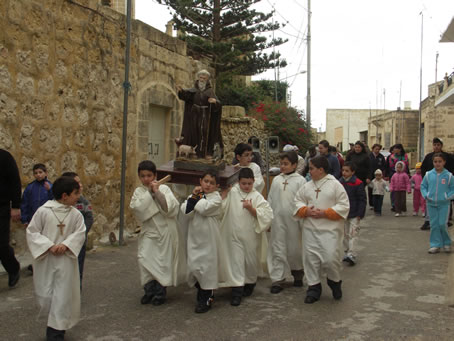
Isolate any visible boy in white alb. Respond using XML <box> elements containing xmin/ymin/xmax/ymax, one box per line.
<box><xmin>234</xmin><ymin>143</ymin><xmax>265</xmax><ymax>193</ymax></box>
<box><xmin>294</xmin><ymin>156</ymin><xmax>350</xmax><ymax>304</ymax></box>
<box><xmin>26</xmin><ymin>176</ymin><xmax>86</xmax><ymax>340</ymax></box>
<box><xmin>267</xmin><ymin>151</ymin><xmax>307</xmax><ymax>294</ymax></box>
<box><xmin>129</xmin><ymin>160</ymin><xmax>186</xmax><ymax>306</ymax></box>
<box><xmin>181</xmin><ymin>171</ymin><xmax>226</xmax><ymax>313</ymax></box>
<box><xmin>220</xmin><ymin>167</ymin><xmax>273</xmax><ymax>306</ymax></box>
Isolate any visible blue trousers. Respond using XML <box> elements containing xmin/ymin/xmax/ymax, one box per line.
<box><xmin>427</xmin><ymin>204</ymin><xmax>452</xmax><ymax>248</ymax></box>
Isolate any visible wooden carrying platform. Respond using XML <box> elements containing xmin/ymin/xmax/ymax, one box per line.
<box><xmin>156</xmin><ymin>160</ymin><xmax>240</xmax><ymax>188</ymax></box>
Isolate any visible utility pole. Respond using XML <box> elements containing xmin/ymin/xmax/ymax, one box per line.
<box><xmin>306</xmin><ymin>0</ymin><xmax>311</xmax><ymax>127</ymax></box>
<box><xmin>119</xmin><ymin>0</ymin><xmax>132</xmax><ymax>246</ymax></box>
<box><xmin>418</xmin><ymin>12</ymin><xmax>423</xmax><ymax>160</ymax></box>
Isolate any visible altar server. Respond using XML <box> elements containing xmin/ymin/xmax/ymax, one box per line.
<box><xmin>26</xmin><ymin>176</ymin><xmax>86</xmax><ymax>340</ymax></box>
<box><xmin>130</xmin><ymin>160</ymin><xmax>186</xmax><ymax>306</ymax></box>
<box><xmin>267</xmin><ymin>151</ymin><xmax>307</xmax><ymax>293</ymax></box>
<box><xmin>220</xmin><ymin>167</ymin><xmax>273</xmax><ymax>306</ymax></box>
<box><xmin>294</xmin><ymin>156</ymin><xmax>350</xmax><ymax>304</ymax></box>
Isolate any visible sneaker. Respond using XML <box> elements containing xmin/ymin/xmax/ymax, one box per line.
<box><xmin>428</xmin><ymin>247</ymin><xmax>440</xmax><ymax>254</ymax></box>
<box><xmin>412</xmin><ymin>212</ymin><xmax>417</xmax><ymax>216</ymax></box>
<box><xmin>444</xmin><ymin>245</ymin><xmax>452</xmax><ymax>253</ymax></box>
<box><xmin>420</xmin><ymin>222</ymin><xmax>430</xmax><ymax>230</ymax></box>
<box><xmin>395</xmin><ymin>213</ymin><xmax>400</xmax><ymax>217</ymax></box>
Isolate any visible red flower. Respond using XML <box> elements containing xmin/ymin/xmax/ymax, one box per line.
<box><xmin>281</xmin><ymin>118</ymin><xmax>286</xmax><ymax>122</ymax></box>
<box><xmin>263</xmin><ymin>115</ymin><xmax>268</xmax><ymax>121</ymax></box>
<box><xmin>282</xmin><ymin>127</ymin><xmax>286</xmax><ymax>131</ymax></box>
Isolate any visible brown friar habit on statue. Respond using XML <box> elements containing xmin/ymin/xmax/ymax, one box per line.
<box><xmin>178</xmin><ymin>79</ymin><xmax>223</xmax><ymax>158</ymax></box>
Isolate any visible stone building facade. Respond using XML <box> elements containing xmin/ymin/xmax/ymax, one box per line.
<box><xmin>421</xmin><ymin>83</ymin><xmax>454</xmax><ymax>155</ymax></box>
<box><xmin>325</xmin><ymin>109</ymin><xmax>387</xmax><ymax>152</ymax></box>
<box><xmin>0</xmin><ymin>0</ymin><xmax>267</xmax><ymax>249</ymax></box>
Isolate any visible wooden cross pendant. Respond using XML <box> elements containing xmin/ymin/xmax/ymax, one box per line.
<box><xmin>314</xmin><ymin>188</ymin><xmax>321</xmax><ymax>199</ymax></box>
<box><xmin>282</xmin><ymin>180</ymin><xmax>289</xmax><ymax>191</ymax></box>
<box><xmin>57</xmin><ymin>223</ymin><xmax>65</xmax><ymax>235</ymax></box>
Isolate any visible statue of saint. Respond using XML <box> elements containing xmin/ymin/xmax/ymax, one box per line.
<box><xmin>177</xmin><ymin>70</ymin><xmax>223</xmax><ymax>159</ymax></box>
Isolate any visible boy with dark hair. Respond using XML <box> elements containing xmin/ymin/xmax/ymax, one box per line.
<box><xmin>339</xmin><ymin>162</ymin><xmax>366</xmax><ymax>265</ymax></box>
<box><xmin>294</xmin><ymin>156</ymin><xmax>350</xmax><ymax>304</ymax></box>
<box><xmin>267</xmin><ymin>151</ymin><xmax>306</xmax><ymax>293</ymax></box>
<box><xmin>181</xmin><ymin>171</ymin><xmax>226</xmax><ymax>313</ymax></box>
<box><xmin>21</xmin><ymin>163</ymin><xmax>53</xmax><ymax>226</ymax></box>
<box><xmin>318</xmin><ymin>140</ymin><xmax>340</xmax><ymax>179</ymax></box>
<box><xmin>234</xmin><ymin>143</ymin><xmax>264</xmax><ymax>192</ymax></box>
<box><xmin>61</xmin><ymin>172</ymin><xmax>94</xmax><ymax>287</ymax></box>
<box><xmin>220</xmin><ymin>167</ymin><xmax>273</xmax><ymax>306</ymax></box>
<box><xmin>26</xmin><ymin>176</ymin><xmax>86</xmax><ymax>340</ymax></box>
<box><xmin>130</xmin><ymin>160</ymin><xmax>186</xmax><ymax>306</ymax></box>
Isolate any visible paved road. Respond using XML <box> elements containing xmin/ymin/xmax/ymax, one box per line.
<box><xmin>1</xmin><ymin>196</ymin><xmax>454</xmax><ymax>341</ymax></box>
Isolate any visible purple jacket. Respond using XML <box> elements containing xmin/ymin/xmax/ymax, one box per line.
<box><xmin>390</xmin><ymin>162</ymin><xmax>411</xmax><ymax>192</ymax></box>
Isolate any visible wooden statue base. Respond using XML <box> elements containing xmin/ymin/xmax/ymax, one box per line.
<box><xmin>157</xmin><ymin>160</ymin><xmax>239</xmax><ymax>188</ymax></box>
<box><xmin>174</xmin><ymin>158</ymin><xmax>226</xmax><ymax>172</ymax></box>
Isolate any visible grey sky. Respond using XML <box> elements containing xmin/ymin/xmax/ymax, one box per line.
<box><xmin>135</xmin><ymin>0</ymin><xmax>454</xmax><ymax>131</ymax></box>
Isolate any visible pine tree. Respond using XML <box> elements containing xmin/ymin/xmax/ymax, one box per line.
<box><xmin>157</xmin><ymin>0</ymin><xmax>287</xmax><ymax>77</ymax></box>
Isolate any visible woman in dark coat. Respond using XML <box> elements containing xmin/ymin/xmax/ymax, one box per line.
<box><xmin>345</xmin><ymin>141</ymin><xmax>371</xmax><ymax>184</ymax></box>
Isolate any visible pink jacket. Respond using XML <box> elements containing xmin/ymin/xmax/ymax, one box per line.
<box><xmin>390</xmin><ymin>162</ymin><xmax>411</xmax><ymax>192</ymax></box>
<box><xmin>411</xmin><ymin>173</ymin><xmax>423</xmax><ymax>191</ymax></box>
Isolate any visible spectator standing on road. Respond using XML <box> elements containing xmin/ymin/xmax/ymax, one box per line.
<box><xmin>420</xmin><ymin>138</ymin><xmax>454</xmax><ymax>230</ymax></box>
<box><xmin>0</xmin><ymin>149</ymin><xmax>22</xmax><ymax>288</ymax></box>
<box><xmin>345</xmin><ymin>141</ymin><xmax>371</xmax><ymax>185</ymax></box>
<box><xmin>368</xmin><ymin>144</ymin><xmax>386</xmax><ymax>209</ymax></box>
<box><xmin>410</xmin><ymin>163</ymin><xmax>425</xmax><ymax>217</ymax></box>
<box><xmin>318</xmin><ymin>140</ymin><xmax>340</xmax><ymax>179</ymax></box>
<box><xmin>20</xmin><ymin>163</ymin><xmax>53</xmax><ymax>226</ymax></box>
<box><xmin>421</xmin><ymin>153</ymin><xmax>454</xmax><ymax>254</ymax></box>
<box><xmin>329</xmin><ymin>145</ymin><xmax>344</xmax><ymax>169</ymax></box>
<box><xmin>371</xmin><ymin>169</ymin><xmax>388</xmax><ymax>216</ymax></box>
<box><xmin>389</xmin><ymin>161</ymin><xmax>411</xmax><ymax>217</ymax></box>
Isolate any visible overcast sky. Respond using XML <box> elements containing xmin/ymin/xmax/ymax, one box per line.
<box><xmin>135</xmin><ymin>0</ymin><xmax>454</xmax><ymax>131</ymax></box>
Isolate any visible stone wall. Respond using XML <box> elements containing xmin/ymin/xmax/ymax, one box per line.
<box><xmin>421</xmin><ymin>83</ymin><xmax>454</xmax><ymax>154</ymax></box>
<box><xmin>0</xmin><ymin>0</ymin><xmax>215</xmax><ymax>248</ymax></box>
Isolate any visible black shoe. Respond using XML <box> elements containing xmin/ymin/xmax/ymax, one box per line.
<box><xmin>8</xmin><ymin>271</ymin><xmax>20</xmax><ymax>288</ymax></box>
<box><xmin>230</xmin><ymin>296</ymin><xmax>242</xmax><ymax>306</ymax></box>
<box><xmin>195</xmin><ymin>301</ymin><xmax>212</xmax><ymax>313</ymax></box>
<box><xmin>448</xmin><ymin>222</ymin><xmax>453</xmax><ymax>227</ymax></box>
<box><xmin>151</xmin><ymin>296</ymin><xmax>166</xmax><ymax>306</ymax></box>
<box><xmin>304</xmin><ymin>283</ymin><xmax>321</xmax><ymax>304</ymax></box>
<box><xmin>270</xmin><ymin>285</ymin><xmax>283</xmax><ymax>294</ymax></box>
<box><xmin>391</xmin><ymin>207</ymin><xmax>395</xmax><ymax>212</ymax></box>
<box><xmin>327</xmin><ymin>279</ymin><xmax>342</xmax><ymax>300</ymax></box>
<box><xmin>293</xmin><ymin>280</ymin><xmax>303</xmax><ymax>287</ymax></box>
<box><xmin>27</xmin><ymin>264</ymin><xmax>33</xmax><ymax>274</ymax></box>
<box><xmin>420</xmin><ymin>221</ymin><xmax>430</xmax><ymax>230</ymax></box>
<box><xmin>243</xmin><ymin>283</ymin><xmax>256</xmax><ymax>297</ymax></box>
<box><xmin>141</xmin><ymin>293</ymin><xmax>154</xmax><ymax>304</ymax></box>
<box><xmin>46</xmin><ymin>327</ymin><xmax>65</xmax><ymax>341</ymax></box>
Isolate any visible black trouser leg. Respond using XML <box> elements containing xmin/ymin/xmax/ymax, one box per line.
<box><xmin>232</xmin><ymin>286</ymin><xmax>244</xmax><ymax>297</ymax></box>
<box><xmin>367</xmin><ymin>187</ymin><xmax>373</xmax><ymax>207</ymax></box>
<box><xmin>0</xmin><ymin>207</ymin><xmax>20</xmax><ymax>276</ymax></box>
<box><xmin>243</xmin><ymin>283</ymin><xmax>256</xmax><ymax>297</ymax></box>
<box><xmin>327</xmin><ymin>278</ymin><xmax>342</xmax><ymax>300</ymax></box>
<box><xmin>291</xmin><ymin>270</ymin><xmax>304</xmax><ymax>287</ymax></box>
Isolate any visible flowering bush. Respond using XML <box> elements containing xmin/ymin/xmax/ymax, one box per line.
<box><xmin>248</xmin><ymin>100</ymin><xmax>312</xmax><ymax>152</ymax></box>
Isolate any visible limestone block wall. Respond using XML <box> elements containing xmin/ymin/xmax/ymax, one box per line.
<box><xmin>0</xmin><ymin>0</ymin><xmax>215</xmax><ymax>247</ymax></box>
<box><xmin>421</xmin><ymin>83</ymin><xmax>454</xmax><ymax>154</ymax></box>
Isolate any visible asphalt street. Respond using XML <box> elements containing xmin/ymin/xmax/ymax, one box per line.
<box><xmin>1</xmin><ymin>195</ymin><xmax>454</xmax><ymax>341</ymax></box>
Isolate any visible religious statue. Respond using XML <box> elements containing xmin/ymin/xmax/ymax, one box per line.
<box><xmin>176</xmin><ymin>70</ymin><xmax>223</xmax><ymax>159</ymax></box>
